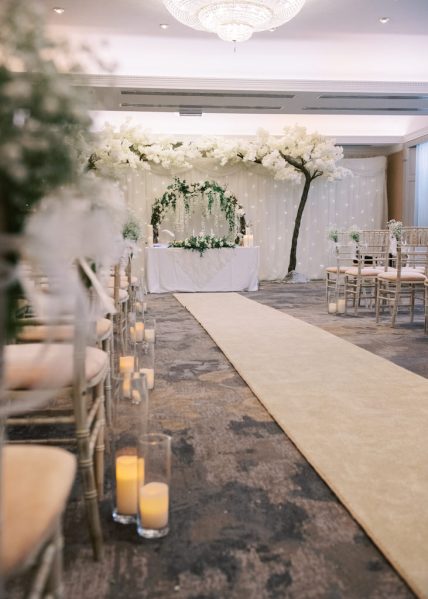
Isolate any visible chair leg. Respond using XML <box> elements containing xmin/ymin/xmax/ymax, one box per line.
<box><xmin>76</xmin><ymin>424</ymin><xmax>104</xmax><ymax>560</ymax></box>
<box><xmin>354</xmin><ymin>279</ymin><xmax>361</xmax><ymax>315</ymax></box>
<box><xmin>391</xmin><ymin>290</ymin><xmax>399</xmax><ymax>328</ymax></box>
<box><xmin>376</xmin><ymin>287</ymin><xmax>381</xmax><ymax>323</ymax></box>
<box><xmin>45</xmin><ymin>521</ymin><xmax>64</xmax><ymax>599</ymax></box>
<box><xmin>102</xmin><ymin>337</ymin><xmax>113</xmax><ymax>428</ymax></box>
<box><xmin>94</xmin><ymin>381</ymin><xmax>105</xmax><ymax>499</ymax></box>
<box><xmin>410</xmin><ymin>286</ymin><xmax>415</xmax><ymax>322</ymax></box>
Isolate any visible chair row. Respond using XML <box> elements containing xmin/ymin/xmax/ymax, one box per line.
<box><xmin>326</xmin><ymin>227</ymin><xmax>428</xmax><ymax>328</ymax></box>
<box><xmin>1</xmin><ymin>253</ymin><xmax>145</xmax><ymax>595</ymax></box>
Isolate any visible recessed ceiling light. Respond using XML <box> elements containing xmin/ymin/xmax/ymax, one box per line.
<box><xmin>269</xmin><ymin>28</ymin><xmax>276</xmax><ymax>32</ymax></box>
<box><xmin>159</xmin><ymin>23</ymin><xmax>169</xmax><ymax>29</ymax></box>
<box><xmin>379</xmin><ymin>16</ymin><xmax>390</xmax><ymax>24</ymax></box>
<box><xmin>53</xmin><ymin>7</ymin><xmax>65</xmax><ymax>14</ymax></box>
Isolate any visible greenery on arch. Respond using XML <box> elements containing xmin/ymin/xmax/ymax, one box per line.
<box><xmin>150</xmin><ymin>178</ymin><xmax>246</xmax><ymax>242</ymax></box>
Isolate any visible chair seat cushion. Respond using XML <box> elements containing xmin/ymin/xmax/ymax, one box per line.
<box><xmin>378</xmin><ymin>271</ymin><xmax>426</xmax><ymax>282</ymax></box>
<box><xmin>326</xmin><ymin>266</ymin><xmax>348</xmax><ymax>274</ymax></box>
<box><xmin>4</xmin><ymin>344</ymin><xmax>108</xmax><ymax>390</ymax></box>
<box><xmin>108</xmin><ymin>276</ymin><xmax>129</xmax><ymax>289</ymax></box>
<box><xmin>345</xmin><ymin>267</ymin><xmax>380</xmax><ymax>276</ymax></box>
<box><xmin>1</xmin><ymin>445</ymin><xmax>76</xmax><ymax>576</ymax></box>
<box><xmin>107</xmin><ymin>288</ymin><xmax>129</xmax><ymax>302</ymax></box>
<box><xmin>96</xmin><ymin>318</ymin><xmax>113</xmax><ymax>340</ymax></box>
<box><xmin>402</xmin><ymin>266</ymin><xmax>426</xmax><ymax>274</ymax></box>
<box><xmin>17</xmin><ymin>318</ymin><xmax>112</xmax><ymax>343</ymax></box>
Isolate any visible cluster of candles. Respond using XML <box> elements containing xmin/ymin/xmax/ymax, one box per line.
<box><xmin>115</xmin><ymin>311</ymin><xmax>171</xmax><ymax>539</ymax></box>
<box><xmin>242</xmin><ymin>227</ymin><xmax>254</xmax><ymax>248</ymax></box>
<box><xmin>328</xmin><ymin>299</ymin><xmax>346</xmax><ymax>314</ymax></box>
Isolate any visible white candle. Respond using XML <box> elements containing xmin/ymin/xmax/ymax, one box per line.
<box><xmin>147</xmin><ymin>236</ymin><xmax>153</xmax><ymax>247</ymax></box>
<box><xmin>139</xmin><ymin>482</ymin><xmax>169</xmax><ymax>529</ymax></box>
<box><xmin>337</xmin><ymin>299</ymin><xmax>346</xmax><ymax>314</ymax></box>
<box><xmin>146</xmin><ymin>224</ymin><xmax>153</xmax><ymax>238</ymax></box>
<box><xmin>140</xmin><ymin>368</ymin><xmax>154</xmax><ymax>390</ymax></box>
<box><xmin>144</xmin><ymin>328</ymin><xmax>155</xmax><ymax>343</ymax></box>
<box><xmin>116</xmin><ymin>455</ymin><xmax>144</xmax><ymax>516</ymax></box>
<box><xmin>135</xmin><ymin>322</ymin><xmax>145</xmax><ymax>342</ymax></box>
<box><xmin>120</xmin><ymin>355</ymin><xmax>135</xmax><ymax>373</ymax></box>
<box><xmin>247</xmin><ymin>234</ymin><xmax>254</xmax><ymax>247</ymax></box>
<box><xmin>328</xmin><ymin>302</ymin><xmax>337</xmax><ymax>314</ymax></box>
<box><xmin>122</xmin><ymin>374</ymin><xmax>131</xmax><ymax>398</ymax></box>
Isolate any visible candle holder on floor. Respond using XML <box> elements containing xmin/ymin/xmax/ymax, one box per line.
<box><xmin>137</xmin><ymin>433</ymin><xmax>171</xmax><ymax>539</ymax></box>
<box><xmin>112</xmin><ymin>372</ymin><xmax>149</xmax><ymax>525</ymax></box>
<box><xmin>128</xmin><ymin>311</ymin><xmax>145</xmax><ymax>344</ymax></box>
<box><xmin>144</xmin><ymin>317</ymin><xmax>156</xmax><ymax>343</ymax></box>
<box><xmin>137</xmin><ymin>341</ymin><xmax>155</xmax><ymax>390</ymax></box>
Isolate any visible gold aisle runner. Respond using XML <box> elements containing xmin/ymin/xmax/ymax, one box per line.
<box><xmin>175</xmin><ymin>292</ymin><xmax>428</xmax><ymax>599</ymax></box>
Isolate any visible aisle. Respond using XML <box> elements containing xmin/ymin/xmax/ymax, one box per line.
<box><xmin>16</xmin><ymin>286</ymin><xmax>414</xmax><ymax>599</ymax></box>
<box><xmin>176</xmin><ymin>291</ymin><xmax>428</xmax><ymax>599</ymax></box>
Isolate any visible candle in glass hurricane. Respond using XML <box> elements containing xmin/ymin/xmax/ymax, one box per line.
<box><xmin>112</xmin><ymin>373</ymin><xmax>149</xmax><ymax>525</ymax></box>
<box><xmin>137</xmin><ymin>433</ymin><xmax>171</xmax><ymax>539</ymax></box>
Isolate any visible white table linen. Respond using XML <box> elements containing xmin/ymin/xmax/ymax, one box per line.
<box><xmin>145</xmin><ymin>247</ymin><xmax>259</xmax><ymax>293</ymax></box>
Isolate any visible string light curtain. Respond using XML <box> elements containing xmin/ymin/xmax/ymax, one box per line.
<box><xmin>123</xmin><ymin>156</ymin><xmax>387</xmax><ymax>280</ymax></box>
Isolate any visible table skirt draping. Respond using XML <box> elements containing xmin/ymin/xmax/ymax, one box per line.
<box><xmin>145</xmin><ymin>247</ymin><xmax>259</xmax><ymax>293</ymax></box>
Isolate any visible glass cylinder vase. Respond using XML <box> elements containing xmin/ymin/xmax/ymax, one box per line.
<box><xmin>137</xmin><ymin>433</ymin><xmax>171</xmax><ymax>539</ymax></box>
<box><xmin>112</xmin><ymin>372</ymin><xmax>149</xmax><ymax>525</ymax></box>
<box><xmin>143</xmin><ymin>316</ymin><xmax>156</xmax><ymax>344</ymax></box>
<box><xmin>137</xmin><ymin>341</ymin><xmax>155</xmax><ymax>390</ymax></box>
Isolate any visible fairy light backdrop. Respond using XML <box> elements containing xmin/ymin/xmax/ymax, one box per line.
<box><xmin>120</xmin><ymin>156</ymin><xmax>386</xmax><ymax>280</ymax></box>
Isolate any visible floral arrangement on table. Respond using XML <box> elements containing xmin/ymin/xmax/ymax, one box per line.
<box><xmin>387</xmin><ymin>219</ymin><xmax>403</xmax><ymax>241</ymax></box>
<box><xmin>348</xmin><ymin>225</ymin><xmax>361</xmax><ymax>243</ymax></box>
<box><xmin>88</xmin><ymin>124</ymin><xmax>348</xmax><ymax>279</ymax></box>
<box><xmin>169</xmin><ymin>235</ymin><xmax>235</xmax><ymax>256</ymax></box>
<box><xmin>150</xmin><ymin>178</ymin><xmax>246</xmax><ymax>243</ymax></box>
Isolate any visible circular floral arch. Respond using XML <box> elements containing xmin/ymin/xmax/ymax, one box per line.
<box><xmin>150</xmin><ymin>178</ymin><xmax>246</xmax><ymax>242</ymax></box>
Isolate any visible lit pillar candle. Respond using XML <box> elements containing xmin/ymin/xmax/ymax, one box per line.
<box><xmin>120</xmin><ymin>356</ymin><xmax>135</xmax><ymax>373</ymax></box>
<box><xmin>115</xmin><ymin>455</ymin><xmax>145</xmax><ymax>516</ymax></box>
<box><xmin>144</xmin><ymin>328</ymin><xmax>155</xmax><ymax>343</ymax></box>
<box><xmin>328</xmin><ymin>302</ymin><xmax>337</xmax><ymax>314</ymax></box>
<box><xmin>337</xmin><ymin>299</ymin><xmax>346</xmax><ymax>314</ymax></box>
<box><xmin>122</xmin><ymin>374</ymin><xmax>131</xmax><ymax>398</ymax></box>
<box><xmin>139</xmin><ymin>482</ymin><xmax>169</xmax><ymax>529</ymax></box>
<box><xmin>135</xmin><ymin>322</ymin><xmax>145</xmax><ymax>342</ymax></box>
<box><xmin>140</xmin><ymin>368</ymin><xmax>154</xmax><ymax>390</ymax></box>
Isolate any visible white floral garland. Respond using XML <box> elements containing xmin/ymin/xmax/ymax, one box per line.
<box><xmin>88</xmin><ymin>123</ymin><xmax>347</xmax><ymax>183</ymax></box>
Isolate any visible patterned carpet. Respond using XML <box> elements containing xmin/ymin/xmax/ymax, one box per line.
<box><xmin>8</xmin><ymin>281</ymin><xmax>427</xmax><ymax>598</ymax></box>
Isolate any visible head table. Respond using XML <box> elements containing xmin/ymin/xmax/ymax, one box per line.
<box><xmin>145</xmin><ymin>246</ymin><xmax>259</xmax><ymax>293</ymax></box>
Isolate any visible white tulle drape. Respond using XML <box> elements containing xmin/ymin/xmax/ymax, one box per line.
<box><xmin>121</xmin><ymin>156</ymin><xmax>387</xmax><ymax>280</ymax></box>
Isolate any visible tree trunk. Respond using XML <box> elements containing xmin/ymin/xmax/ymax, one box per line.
<box><xmin>287</xmin><ymin>175</ymin><xmax>312</xmax><ymax>274</ymax></box>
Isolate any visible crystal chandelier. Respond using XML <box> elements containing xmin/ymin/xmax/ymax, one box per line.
<box><xmin>162</xmin><ymin>0</ymin><xmax>306</xmax><ymax>43</ymax></box>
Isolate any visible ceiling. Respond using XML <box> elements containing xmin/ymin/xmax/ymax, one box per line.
<box><xmin>44</xmin><ymin>0</ymin><xmax>428</xmax><ymax>143</ymax></box>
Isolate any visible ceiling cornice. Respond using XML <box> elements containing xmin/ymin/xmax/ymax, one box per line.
<box><xmin>70</xmin><ymin>74</ymin><xmax>428</xmax><ymax>93</ymax></box>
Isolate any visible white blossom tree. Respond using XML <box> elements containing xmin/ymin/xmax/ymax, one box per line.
<box><xmin>256</xmin><ymin>127</ymin><xmax>348</xmax><ymax>278</ymax></box>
